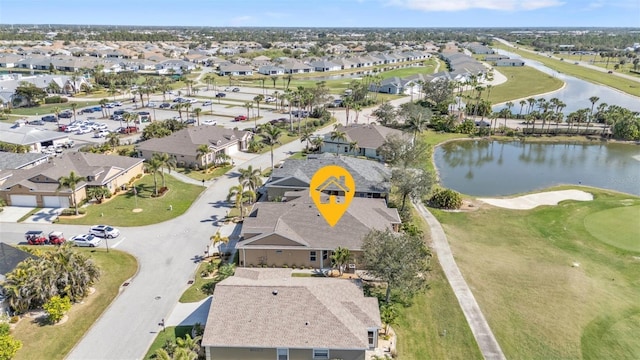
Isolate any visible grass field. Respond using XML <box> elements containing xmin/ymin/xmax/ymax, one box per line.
<box><xmin>431</xmin><ymin>187</ymin><xmax>640</xmax><ymax>359</ymax></box>
<box><xmin>13</xmin><ymin>249</ymin><xmax>138</xmax><ymax>360</ymax></box>
<box><xmin>583</xmin><ymin>205</ymin><xmax>640</xmax><ymax>252</ymax></box>
<box><xmin>144</xmin><ymin>326</ymin><xmax>193</xmax><ymax>359</ymax></box>
<box><xmin>177</xmin><ymin>165</ymin><xmax>233</xmax><ymax>182</ymax></box>
<box><xmin>179</xmin><ymin>259</ymin><xmax>220</xmax><ymax>303</ymax></box>
<box><xmin>9</xmin><ymin>101</ymin><xmax>102</xmax><ymax>116</ymax></box>
<box><xmin>393</xmin><ymin>206</ymin><xmax>482</xmax><ymax>360</ymax></box>
<box><xmin>492</xmin><ymin>43</ymin><xmax>640</xmax><ymax>97</ymax></box>
<box><xmin>482</xmin><ymin>66</ymin><xmax>564</xmax><ymax>104</ymax></box>
<box><xmin>57</xmin><ymin>174</ymin><xmax>204</xmax><ymax>226</ymax></box>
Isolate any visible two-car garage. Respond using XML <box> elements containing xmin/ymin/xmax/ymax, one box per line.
<box><xmin>9</xmin><ymin>194</ymin><xmax>69</xmax><ymax>208</ymax></box>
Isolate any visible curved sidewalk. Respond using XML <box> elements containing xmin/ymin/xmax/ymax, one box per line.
<box><xmin>413</xmin><ymin>200</ymin><xmax>506</xmax><ymax>360</ymax></box>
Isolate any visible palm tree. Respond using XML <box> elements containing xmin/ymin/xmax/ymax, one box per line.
<box><xmin>300</xmin><ymin>128</ymin><xmax>314</xmax><ymax>151</ymax></box>
<box><xmin>53</xmin><ymin>106</ymin><xmax>61</xmax><ymax>126</ymax></box>
<box><xmin>210</xmin><ymin>229</ymin><xmax>229</xmax><ymax>247</ymax></box>
<box><xmin>106</xmin><ymin>132</ymin><xmax>120</xmax><ymax>150</ymax></box>
<box><xmin>406</xmin><ymin>113</ymin><xmax>428</xmax><ymax>141</ymax></box>
<box><xmin>330</xmin><ymin>129</ymin><xmax>347</xmax><ymax>154</ymax></box>
<box><xmin>348</xmin><ymin>141</ymin><xmax>360</xmax><ymax>155</ymax></box>
<box><xmin>145</xmin><ymin>158</ymin><xmax>162</xmax><ymax>196</ymax></box>
<box><xmin>197</xmin><ymin>145</ymin><xmax>212</xmax><ymax>173</ymax></box>
<box><xmin>57</xmin><ymin>171</ymin><xmax>84</xmax><ymax>215</ymax></box>
<box><xmin>99</xmin><ymin>98</ymin><xmax>108</xmax><ymax>118</ymax></box>
<box><xmin>153</xmin><ymin>153</ymin><xmax>176</xmax><ymax>188</ymax></box>
<box><xmin>311</xmin><ymin>137</ymin><xmax>324</xmax><ymax>153</ymax></box>
<box><xmin>226</xmin><ymin>184</ymin><xmax>255</xmax><ymax>219</ymax></box>
<box><xmin>253</xmin><ymin>94</ymin><xmax>264</xmax><ymax>117</ymax></box>
<box><xmin>244</xmin><ymin>101</ymin><xmax>253</xmax><ymax>123</ymax></box>
<box><xmin>215</xmin><ymin>263</ymin><xmax>236</xmax><ymax>282</ymax></box>
<box><xmin>587</xmin><ymin>96</ymin><xmax>599</xmax><ymax>133</ymax></box>
<box><xmin>193</xmin><ymin>107</ymin><xmax>202</xmax><ymax>126</ymax></box>
<box><xmin>518</xmin><ymin>100</ymin><xmax>526</xmax><ymax>119</ymax></box>
<box><xmin>238</xmin><ymin>165</ymin><xmax>263</xmax><ymax>195</ymax></box>
<box><xmin>176</xmin><ymin>334</ymin><xmax>201</xmax><ymax>353</ymax></box>
<box><xmin>260</xmin><ymin>124</ymin><xmax>283</xmax><ymax>169</ymax></box>
<box><xmin>331</xmin><ymin>246</ymin><xmax>351</xmax><ymax>276</ymax></box>
<box><xmin>270</xmin><ymin>75</ymin><xmax>279</xmax><ymax>88</ymax></box>
<box><xmin>70</xmin><ymin>103</ymin><xmax>78</xmax><ymax>123</ymax></box>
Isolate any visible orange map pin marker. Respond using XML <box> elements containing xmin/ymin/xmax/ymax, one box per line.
<box><xmin>309</xmin><ymin>165</ymin><xmax>355</xmax><ymax>227</ymax></box>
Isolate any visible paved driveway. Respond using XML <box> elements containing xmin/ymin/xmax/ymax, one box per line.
<box><xmin>0</xmin><ymin>206</ymin><xmax>34</xmax><ymax>223</ymax></box>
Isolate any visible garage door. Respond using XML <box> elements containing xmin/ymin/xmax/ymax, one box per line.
<box><xmin>10</xmin><ymin>195</ymin><xmax>37</xmax><ymax>207</ymax></box>
<box><xmin>43</xmin><ymin>196</ymin><xmax>70</xmax><ymax>208</ymax></box>
<box><xmin>227</xmin><ymin>144</ymin><xmax>239</xmax><ymax>155</ymax></box>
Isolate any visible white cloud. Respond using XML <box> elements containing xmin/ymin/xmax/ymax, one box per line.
<box><xmin>386</xmin><ymin>0</ymin><xmax>565</xmax><ymax>11</ymax></box>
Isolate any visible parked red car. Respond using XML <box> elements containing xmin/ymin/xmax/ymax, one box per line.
<box><xmin>25</xmin><ymin>230</ymin><xmax>47</xmax><ymax>245</ymax></box>
<box><xmin>119</xmin><ymin>126</ymin><xmax>139</xmax><ymax>134</ymax></box>
<box><xmin>234</xmin><ymin>115</ymin><xmax>247</xmax><ymax>121</ymax></box>
<box><xmin>48</xmin><ymin>231</ymin><xmax>66</xmax><ymax>245</ymax></box>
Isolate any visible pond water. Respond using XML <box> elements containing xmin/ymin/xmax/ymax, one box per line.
<box><xmin>434</xmin><ymin>140</ymin><xmax>640</xmax><ymax>196</ymax></box>
<box><xmin>493</xmin><ymin>49</ymin><xmax>640</xmax><ymax>114</ymax></box>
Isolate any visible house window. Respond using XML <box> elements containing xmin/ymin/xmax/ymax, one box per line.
<box><xmin>368</xmin><ymin>330</ymin><xmax>376</xmax><ymax>348</ymax></box>
<box><xmin>277</xmin><ymin>348</ymin><xmax>289</xmax><ymax>360</ymax></box>
<box><xmin>344</xmin><ymin>146</ymin><xmax>348</xmax><ymax>152</ymax></box>
<box><xmin>322</xmin><ymin>250</ymin><xmax>328</xmax><ymax>260</ymax></box>
<box><xmin>275</xmin><ymin>250</ymin><xmax>283</xmax><ymax>254</ymax></box>
<box><xmin>310</xmin><ymin>251</ymin><xmax>316</xmax><ymax>262</ymax></box>
<box><xmin>313</xmin><ymin>349</ymin><xmax>329</xmax><ymax>359</ymax></box>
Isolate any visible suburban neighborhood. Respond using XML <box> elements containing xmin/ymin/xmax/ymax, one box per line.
<box><xmin>0</xmin><ymin>14</ymin><xmax>639</xmax><ymax>360</ymax></box>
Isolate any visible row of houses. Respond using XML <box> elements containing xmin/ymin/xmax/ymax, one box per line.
<box><xmin>218</xmin><ymin>50</ymin><xmax>433</xmax><ymax>76</ymax></box>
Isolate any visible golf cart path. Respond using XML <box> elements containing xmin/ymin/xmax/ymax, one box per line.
<box><xmin>413</xmin><ymin>200</ymin><xmax>506</xmax><ymax>360</ymax></box>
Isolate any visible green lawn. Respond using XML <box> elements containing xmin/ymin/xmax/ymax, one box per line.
<box><xmin>179</xmin><ymin>259</ymin><xmax>220</xmax><ymax>303</ymax></box>
<box><xmin>13</xmin><ymin>249</ymin><xmax>138</xmax><ymax>360</ymax></box>
<box><xmin>177</xmin><ymin>165</ymin><xmax>233</xmax><ymax>182</ymax></box>
<box><xmin>57</xmin><ymin>174</ymin><xmax>204</xmax><ymax>226</ymax></box>
<box><xmin>431</xmin><ymin>187</ymin><xmax>640</xmax><ymax>359</ymax></box>
<box><xmin>583</xmin><ymin>205</ymin><xmax>640</xmax><ymax>252</ymax></box>
<box><xmin>393</xmin><ymin>206</ymin><xmax>482</xmax><ymax>360</ymax></box>
<box><xmin>492</xmin><ymin>43</ymin><xmax>640</xmax><ymax>97</ymax></box>
<box><xmin>144</xmin><ymin>326</ymin><xmax>193</xmax><ymax>360</ymax></box>
<box><xmin>480</xmin><ymin>65</ymin><xmax>564</xmax><ymax>104</ymax></box>
<box><xmin>10</xmin><ymin>101</ymin><xmax>102</xmax><ymax>116</ymax></box>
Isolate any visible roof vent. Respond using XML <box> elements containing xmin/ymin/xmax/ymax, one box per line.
<box><xmin>272</xmin><ymin>290</ymin><xmax>278</xmax><ymax>296</ymax></box>
<box><xmin>305</xmin><ymin>321</ymin><xmax>310</xmax><ymax>326</ymax></box>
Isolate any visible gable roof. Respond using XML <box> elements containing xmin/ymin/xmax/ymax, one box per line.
<box><xmin>0</xmin><ymin>242</ymin><xmax>38</xmax><ymax>281</ymax></box>
<box><xmin>0</xmin><ymin>152</ymin><xmax>49</xmax><ymax>170</ymax></box>
<box><xmin>0</xmin><ymin>122</ymin><xmax>68</xmax><ymax>146</ymax></box>
<box><xmin>324</xmin><ymin>124</ymin><xmax>406</xmax><ymax>150</ymax></box>
<box><xmin>201</xmin><ymin>268</ymin><xmax>381</xmax><ymax>349</ymax></box>
<box><xmin>268</xmin><ymin>153</ymin><xmax>390</xmax><ymax>195</ymax></box>
<box><xmin>136</xmin><ymin>126</ymin><xmax>251</xmax><ymax>156</ymax></box>
<box><xmin>240</xmin><ymin>190</ymin><xmax>400</xmax><ymax>250</ymax></box>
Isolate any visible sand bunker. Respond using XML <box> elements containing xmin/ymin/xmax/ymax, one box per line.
<box><xmin>478</xmin><ymin>190</ymin><xmax>593</xmax><ymax>210</ymax></box>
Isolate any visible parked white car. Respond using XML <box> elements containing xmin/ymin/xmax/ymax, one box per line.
<box><xmin>89</xmin><ymin>225</ymin><xmax>120</xmax><ymax>238</ymax></box>
<box><xmin>265</xmin><ymin>96</ymin><xmax>276</xmax><ymax>103</ymax></box>
<box><xmin>71</xmin><ymin>234</ymin><xmax>102</xmax><ymax>247</ymax></box>
<box><xmin>93</xmin><ymin>130</ymin><xmax>111</xmax><ymax>138</ymax></box>
<box><xmin>202</xmin><ymin>119</ymin><xmax>217</xmax><ymax>126</ymax></box>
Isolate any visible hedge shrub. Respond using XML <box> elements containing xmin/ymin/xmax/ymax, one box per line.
<box><xmin>429</xmin><ymin>189</ymin><xmax>463</xmax><ymax>210</ymax></box>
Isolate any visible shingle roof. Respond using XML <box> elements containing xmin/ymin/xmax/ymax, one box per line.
<box><xmin>201</xmin><ymin>268</ymin><xmax>381</xmax><ymax>349</ymax></box>
<box><xmin>324</xmin><ymin>124</ymin><xmax>405</xmax><ymax>150</ymax></box>
<box><xmin>0</xmin><ymin>242</ymin><xmax>38</xmax><ymax>281</ymax></box>
<box><xmin>240</xmin><ymin>190</ymin><xmax>400</xmax><ymax>250</ymax></box>
<box><xmin>0</xmin><ymin>152</ymin><xmax>48</xmax><ymax>170</ymax></box>
<box><xmin>268</xmin><ymin>153</ymin><xmax>390</xmax><ymax>195</ymax></box>
<box><xmin>136</xmin><ymin>126</ymin><xmax>250</xmax><ymax>156</ymax></box>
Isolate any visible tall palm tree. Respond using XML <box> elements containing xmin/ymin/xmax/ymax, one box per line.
<box><xmin>270</xmin><ymin>75</ymin><xmax>279</xmax><ymax>88</ymax></box>
<box><xmin>406</xmin><ymin>113</ymin><xmax>428</xmax><ymax>141</ymax></box>
<box><xmin>330</xmin><ymin>129</ymin><xmax>347</xmax><ymax>154</ymax></box>
<box><xmin>253</xmin><ymin>94</ymin><xmax>264</xmax><ymax>117</ymax></box>
<box><xmin>153</xmin><ymin>153</ymin><xmax>175</xmax><ymax>188</ymax></box>
<box><xmin>348</xmin><ymin>141</ymin><xmax>360</xmax><ymax>155</ymax></box>
<box><xmin>99</xmin><ymin>98</ymin><xmax>108</xmax><ymax>118</ymax></box>
<box><xmin>70</xmin><ymin>103</ymin><xmax>78</xmax><ymax>123</ymax></box>
<box><xmin>518</xmin><ymin>100</ymin><xmax>526</xmax><ymax>119</ymax></box>
<box><xmin>238</xmin><ymin>165</ymin><xmax>263</xmax><ymax>195</ymax></box>
<box><xmin>311</xmin><ymin>137</ymin><xmax>324</xmax><ymax>153</ymax></box>
<box><xmin>53</xmin><ymin>106</ymin><xmax>61</xmax><ymax>127</ymax></box>
<box><xmin>226</xmin><ymin>184</ymin><xmax>255</xmax><ymax>219</ymax></box>
<box><xmin>587</xmin><ymin>96</ymin><xmax>599</xmax><ymax>133</ymax></box>
<box><xmin>300</xmin><ymin>128</ymin><xmax>314</xmax><ymax>151</ymax></box>
<box><xmin>57</xmin><ymin>171</ymin><xmax>84</xmax><ymax>215</ymax></box>
<box><xmin>193</xmin><ymin>107</ymin><xmax>202</xmax><ymax>126</ymax></box>
<box><xmin>244</xmin><ymin>101</ymin><xmax>253</xmax><ymax>124</ymax></box>
<box><xmin>260</xmin><ymin>124</ymin><xmax>283</xmax><ymax>169</ymax></box>
<box><xmin>196</xmin><ymin>145</ymin><xmax>212</xmax><ymax>173</ymax></box>
<box><xmin>145</xmin><ymin>158</ymin><xmax>162</xmax><ymax>196</ymax></box>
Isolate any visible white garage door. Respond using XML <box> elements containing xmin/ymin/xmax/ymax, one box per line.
<box><xmin>43</xmin><ymin>196</ymin><xmax>70</xmax><ymax>208</ymax></box>
<box><xmin>227</xmin><ymin>144</ymin><xmax>239</xmax><ymax>155</ymax></box>
<box><xmin>10</xmin><ymin>195</ymin><xmax>37</xmax><ymax>207</ymax></box>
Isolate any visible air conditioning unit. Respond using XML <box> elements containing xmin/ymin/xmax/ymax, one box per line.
<box><xmin>348</xmin><ymin>263</ymin><xmax>356</xmax><ymax>269</ymax></box>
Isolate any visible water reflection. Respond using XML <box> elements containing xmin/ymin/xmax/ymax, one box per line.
<box><xmin>435</xmin><ymin>140</ymin><xmax>640</xmax><ymax>196</ymax></box>
<box><xmin>493</xmin><ymin>49</ymin><xmax>640</xmax><ymax>114</ymax></box>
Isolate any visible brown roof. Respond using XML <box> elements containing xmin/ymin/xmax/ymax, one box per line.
<box><xmin>135</xmin><ymin>126</ymin><xmax>250</xmax><ymax>157</ymax></box>
<box><xmin>240</xmin><ymin>190</ymin><xmax>400</xmax><ymax>250</ymax></box>
<box><xmin>201</xmin><ymin>268</ymin><xmax>380</xmax><ymax>349</ymax></box>
<box><xmin>324</xmin><ymin>124</ymin><xmax>405</xmax><ymax>149</ymax></box>
<box><xmin>0</xmin><ymin>152</ymin><xmax>143</xmax><ymax>192</ymax></box>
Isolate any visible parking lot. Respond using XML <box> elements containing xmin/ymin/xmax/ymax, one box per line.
<box><xmin>20</xmin><ymin>86</ymin><xmax>309</xmax><ymax>152</ymax></box>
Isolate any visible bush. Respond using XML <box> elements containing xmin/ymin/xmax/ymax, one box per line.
<box><xmin>9</xmin><ymin>316</ymin><xmax>18</xmax><ymax>324</ymax></box>
<box><xmin>201</xmin><ymin>282</ymin><xmax>216</xmax><ymax>295</ymax></box>
<box><xmin>429</xmin><ymin>189</ymin><xmax>463</xmax><ymax>209</ymax></box>
<box><xmin>0</xmin><ymin>323</ymin><xmax>9</xmax><ymax>336</ymax></box>
<box><xmin>43</xmin><ymin>296</ymin><xmax>71</xmax><ymax>324</ymax></box>
<box><xmin>60</xmin><ymin>208</ymin><xmax>86</xmax><ymax>216</ymax></box>
<box><xmin>44</xmin><ymin>96</ymin><xmax>68</xmax><ymax>104</ymax></box>
<box><xmin>0</xmin><ymin>334</ymin><xmax>22</xmax><ymax>359</ymax></box>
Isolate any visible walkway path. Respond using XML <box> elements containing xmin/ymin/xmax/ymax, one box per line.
<box><xmin>413</xmin><ymin>200</ymin><xmax>506</xmax><ymax>360</ymax></box>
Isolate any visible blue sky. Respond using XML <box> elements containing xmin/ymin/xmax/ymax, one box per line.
<box><xmin>0</xmin><ymin>0</ymin><xmax>638</xmax><ymax>27</ymax></box>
